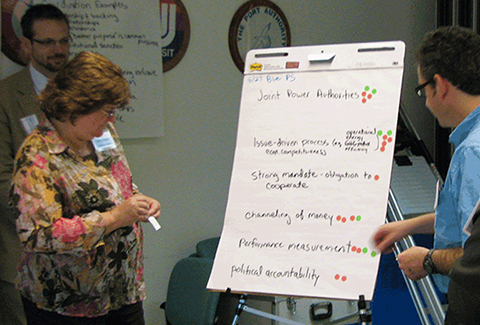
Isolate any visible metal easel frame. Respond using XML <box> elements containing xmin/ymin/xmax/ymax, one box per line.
<box><xmin>387</xmin><ymin>188</ymin><xmax>446</xmax><ymax>325</ymax></box>
<box><xmin>231</xmin><ymin>295</ymin><xmax>304</xmax><ymax>325</ymax></box>
<box><xmin>231</xmin><ymin>294</ymin><xmax>372</xmax><ymax>325</ymax></box>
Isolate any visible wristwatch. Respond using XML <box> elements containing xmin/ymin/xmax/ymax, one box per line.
<box><xmin>423</xmin><ymin>249</ymin><xmax>437</xmax><ymax>274</ymax></box>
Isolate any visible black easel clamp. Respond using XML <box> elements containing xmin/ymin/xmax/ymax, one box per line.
<box><xmin>357</xmin><ymin>295</ymin><xmax>372</xmax><ymax>325</ymax></box>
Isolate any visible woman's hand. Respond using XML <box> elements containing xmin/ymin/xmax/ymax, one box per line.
<box><xmin>145</xmin><ymin>196</ymin><xmax>161</xmax><ymax>220</ymax></box>
<box><xmin>103</xmin><ymin>194</ymin><xmax>161</xmax><ymax>233</ymax></box>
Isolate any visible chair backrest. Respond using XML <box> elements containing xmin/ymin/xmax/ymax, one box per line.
<box><xmin>164</xmin><ymin>257</ymin><xmax>220</xmax><ymax>325</ymax></box>
<box><xmin>196</xmin><ymin>237</ymin><xmax>220</xmax><ymax>259</ymax></box>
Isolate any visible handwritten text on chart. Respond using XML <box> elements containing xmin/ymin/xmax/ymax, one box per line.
<box><xmin>237</xmin><ymin>238</ymin><xmax>378</xmax><ymax>257</ymax></box>
<box><xmin>247</xmin><ymin>73</ymin><xmax>380</xmax><ymax>103</ymax></box>
<box><xmin>251</xmin><ymin>168</ymin><xmax>379</xmax><ymax>190</ymax></box>
<box><xmin>253</xmin><ymin>128</ymin><xmax>391</xmax><ymax>155</ymax></box>
<box><xmin>257</xmin><ymin>89</ymin><xmax>361</xmax><ymax>101</ymax></box>
<box><xmin>248</xmin><ymin>74</ymin><xmax>297</xmax><ymax>83</ymax></box>
<box><xmin>243</xmin><ymin>209</ymin><xmax>367</xmax><ymax>226</ymax></box>
<box><xmin>230</xmin><ymin>236</ymin><xmax>379</xmax><ymax>286</ymax></box>
<box><xmin>231</xmin><ymin>264</ymin><xmax>322</xmax><ymax>287</ymax></box>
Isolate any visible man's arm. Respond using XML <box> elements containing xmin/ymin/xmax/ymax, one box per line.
<box><xmin>432</xmin><ymin>246</ymin><xmax>464</xmax><ymax>275</ymax></box>
<box><xmin>0</xmin><ymin>69</ymin><xmax>38</xmax><ymax>205</ymax></box>
<box><xmin>397</xmin><ymin>246</ymin><xmax>463</xmax><ymax>281</ymax></box>
<box><xmin>374</xmin><ymin>212</ymin><xmax>436</xmax><ymax>253</ymax></box>
<box><xmin>0</xmin><ymin>89</ymin><xmax>15</xmax><ymax>205</ymax></box>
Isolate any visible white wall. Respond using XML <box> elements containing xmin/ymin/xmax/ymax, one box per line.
<box><xmin>1</xmin><ymin>1</ymin><xmax>436</xmax><ymax>324</ymax></box>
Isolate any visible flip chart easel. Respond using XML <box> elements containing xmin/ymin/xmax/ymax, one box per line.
<box><xmin>207</xmin><ymin>41</ymin><xmax>405</xmax><ymax>303</ymax></box>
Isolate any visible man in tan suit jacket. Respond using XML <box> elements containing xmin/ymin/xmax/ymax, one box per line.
<box><xmin>0</xmin><ymin>4</ymin><xmax>69</xmax><ymax>324</ymax></box>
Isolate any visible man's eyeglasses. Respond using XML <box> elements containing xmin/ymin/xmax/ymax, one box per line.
<box><xmin>31</xmin><ymin>36</ymin><xmax>71</xmax><ymax>48</ymax></box>
<box><xmin>415</xmin><ymin>79</ymin><xmax>434</xmax><ymax>98</ymax></box>
<box><xmin>101</xmin><ymin>108</ymin><xmax>116</xmax><ymax>119</ymax></box>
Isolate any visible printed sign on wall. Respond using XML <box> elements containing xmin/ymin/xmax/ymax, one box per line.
<box><xmin>1</xmin><ymin>0</ymin><xmax>164</xmax><ymax>138</ymax></box>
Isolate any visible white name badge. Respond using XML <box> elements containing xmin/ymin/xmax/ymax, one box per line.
<box><xmin>20</xmin><ymin>114</ymin><xmax>39</xmax><ymax>135</ymax></box>
<box><xmin>92</xmin><ymin>129</ymin><xmax>117</xmax><ymax>152</ymax></box>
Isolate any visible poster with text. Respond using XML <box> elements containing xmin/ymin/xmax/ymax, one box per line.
<box><xmin>1</xmin><ymin>0</ymin><xmax>164</xmax><ymax>138</ymax></box>
<box><xmin>207</xmin><ymin>42</ymin><xmax>405</xmax><ymax>301</ymax></box>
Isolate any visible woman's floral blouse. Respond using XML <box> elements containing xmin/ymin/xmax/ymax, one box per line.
<box><xmin>11</xmin><ymin>119</ymin><xmax>145</xmax><ymax>317</ymax></box>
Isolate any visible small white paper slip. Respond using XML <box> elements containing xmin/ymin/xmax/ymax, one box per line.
<box><xmin>92</xmin><ymin>129</ymin><xmax>117</xmax><ymax>152</ymax></box>
<box><xmin>463</xmin><ymin>197</ymin><xmax>480</xmax><ymax>236</ymax></box>
<box><xmin>148</xmin><ymin>216</ymin><xmax>161</xmax><ymax>231</ymax></box>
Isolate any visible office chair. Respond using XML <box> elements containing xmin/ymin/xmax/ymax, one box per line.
<box><xmin>195</xmin><ymin>237</ymin><xmax>220</xmax><ymax>259</ymax></box>
<box><xmin>160</xmin><ymin>257</ymin><xmax>220</xmax><ymax>325</ymax></box>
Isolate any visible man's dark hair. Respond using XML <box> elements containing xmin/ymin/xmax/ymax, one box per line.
<box><xmin>416</xmin><ymin>26</ymin><xmax>480</xmax><ymax>95</ymax></box>
<box><xmin>21</xmin><ymin>4</ymin><xmax>69</xmax><ymax>40</ymax></box>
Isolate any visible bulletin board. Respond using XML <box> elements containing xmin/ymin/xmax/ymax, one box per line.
<box><xmin>1</xmin><ymin>0</ymin><xmax>164</xmax><ymax>138</ymax></box>
<box><xmin>207</xmin><ymin>41</ymin><xmax>405</xmax><ymax>301</ymax></box>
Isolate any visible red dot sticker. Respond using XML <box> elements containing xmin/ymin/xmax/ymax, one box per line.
<box><xmin>374</xmin><ymin>175</ymin><xmax>380</xmax><ymax>181</ymax></box>
<box><xmin>334</xmin><ymin>274</ymin><xmax>348</xmax><ymax>282</ymax></box>
<box><xmin>337</xmin><ymin>215</ymin><xmax>342</xmax><ymax>221</ymax></box>
<box><xmin>350</xmin><ymin>215</ymin><xmax>355</xmax><ymax>221</ymax></box>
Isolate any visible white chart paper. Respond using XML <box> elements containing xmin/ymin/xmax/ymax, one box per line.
<box><xmin>208</xmin><ymin>42</ymin><xmax>405</xmax><ymax>301</ymax></box>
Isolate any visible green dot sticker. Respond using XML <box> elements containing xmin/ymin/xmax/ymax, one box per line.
<box><xmin>365</xmin><ymin>86</ymin><xmax>370</xmax><ymax>91</ymax></box>
<box><xmin>377</xmin><ymin>130</ymin><xmax>383</xmax><ymax>136</ymax></box>
<box><xmin>371</xmin><ymin>251</ymin><xmax>377</xmax><ymax>258</ymax></box>
<box><xmin>362</xmin><ymin>247</ymin><xmax>368</xmax><ymax>254</ymax></box>
<box><xmin>387</xmin><ymin>130</ymin><xmax>393</xmax><ymax>136</ymax></box>
<box><xmin>356</xmin><ymin>215</ymin><xmax>362</xmax><ymax>221</ymax></box>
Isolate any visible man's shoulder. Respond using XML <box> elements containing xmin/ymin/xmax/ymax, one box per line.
<box><xmin>464</xmin><ymin>121</ymin><xmax>480</xmax><ymax>144</ymax></box>
<box><xmin>0</xmin><ymin>68</ymin><xmax>35</xmax><ymax>102</ymax></box>
<box><xmin>0</xmin><ymin>67</ymin><xmax>32</xmax><ymax>90</ymax></box>
<box><xmin>0</xmin><ymin>67</ymin><xmax>31</xmax><ymax>83</ymax></box>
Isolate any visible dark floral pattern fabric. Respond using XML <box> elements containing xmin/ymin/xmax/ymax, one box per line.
<box><xmin>11</xmin><ymin>119</ymin><xmax>145</xmax><ymax>317</ymax></box>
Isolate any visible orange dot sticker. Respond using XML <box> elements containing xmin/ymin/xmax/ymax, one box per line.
<box><xmin>361</xmin><ymin>86</ymin><xmax>377</xmax><ymax>103</ymax></box>
<box><xmin>377</xmin><ymin>129</ymin><xmax>394</xmax><ymax>152</ymax></box>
